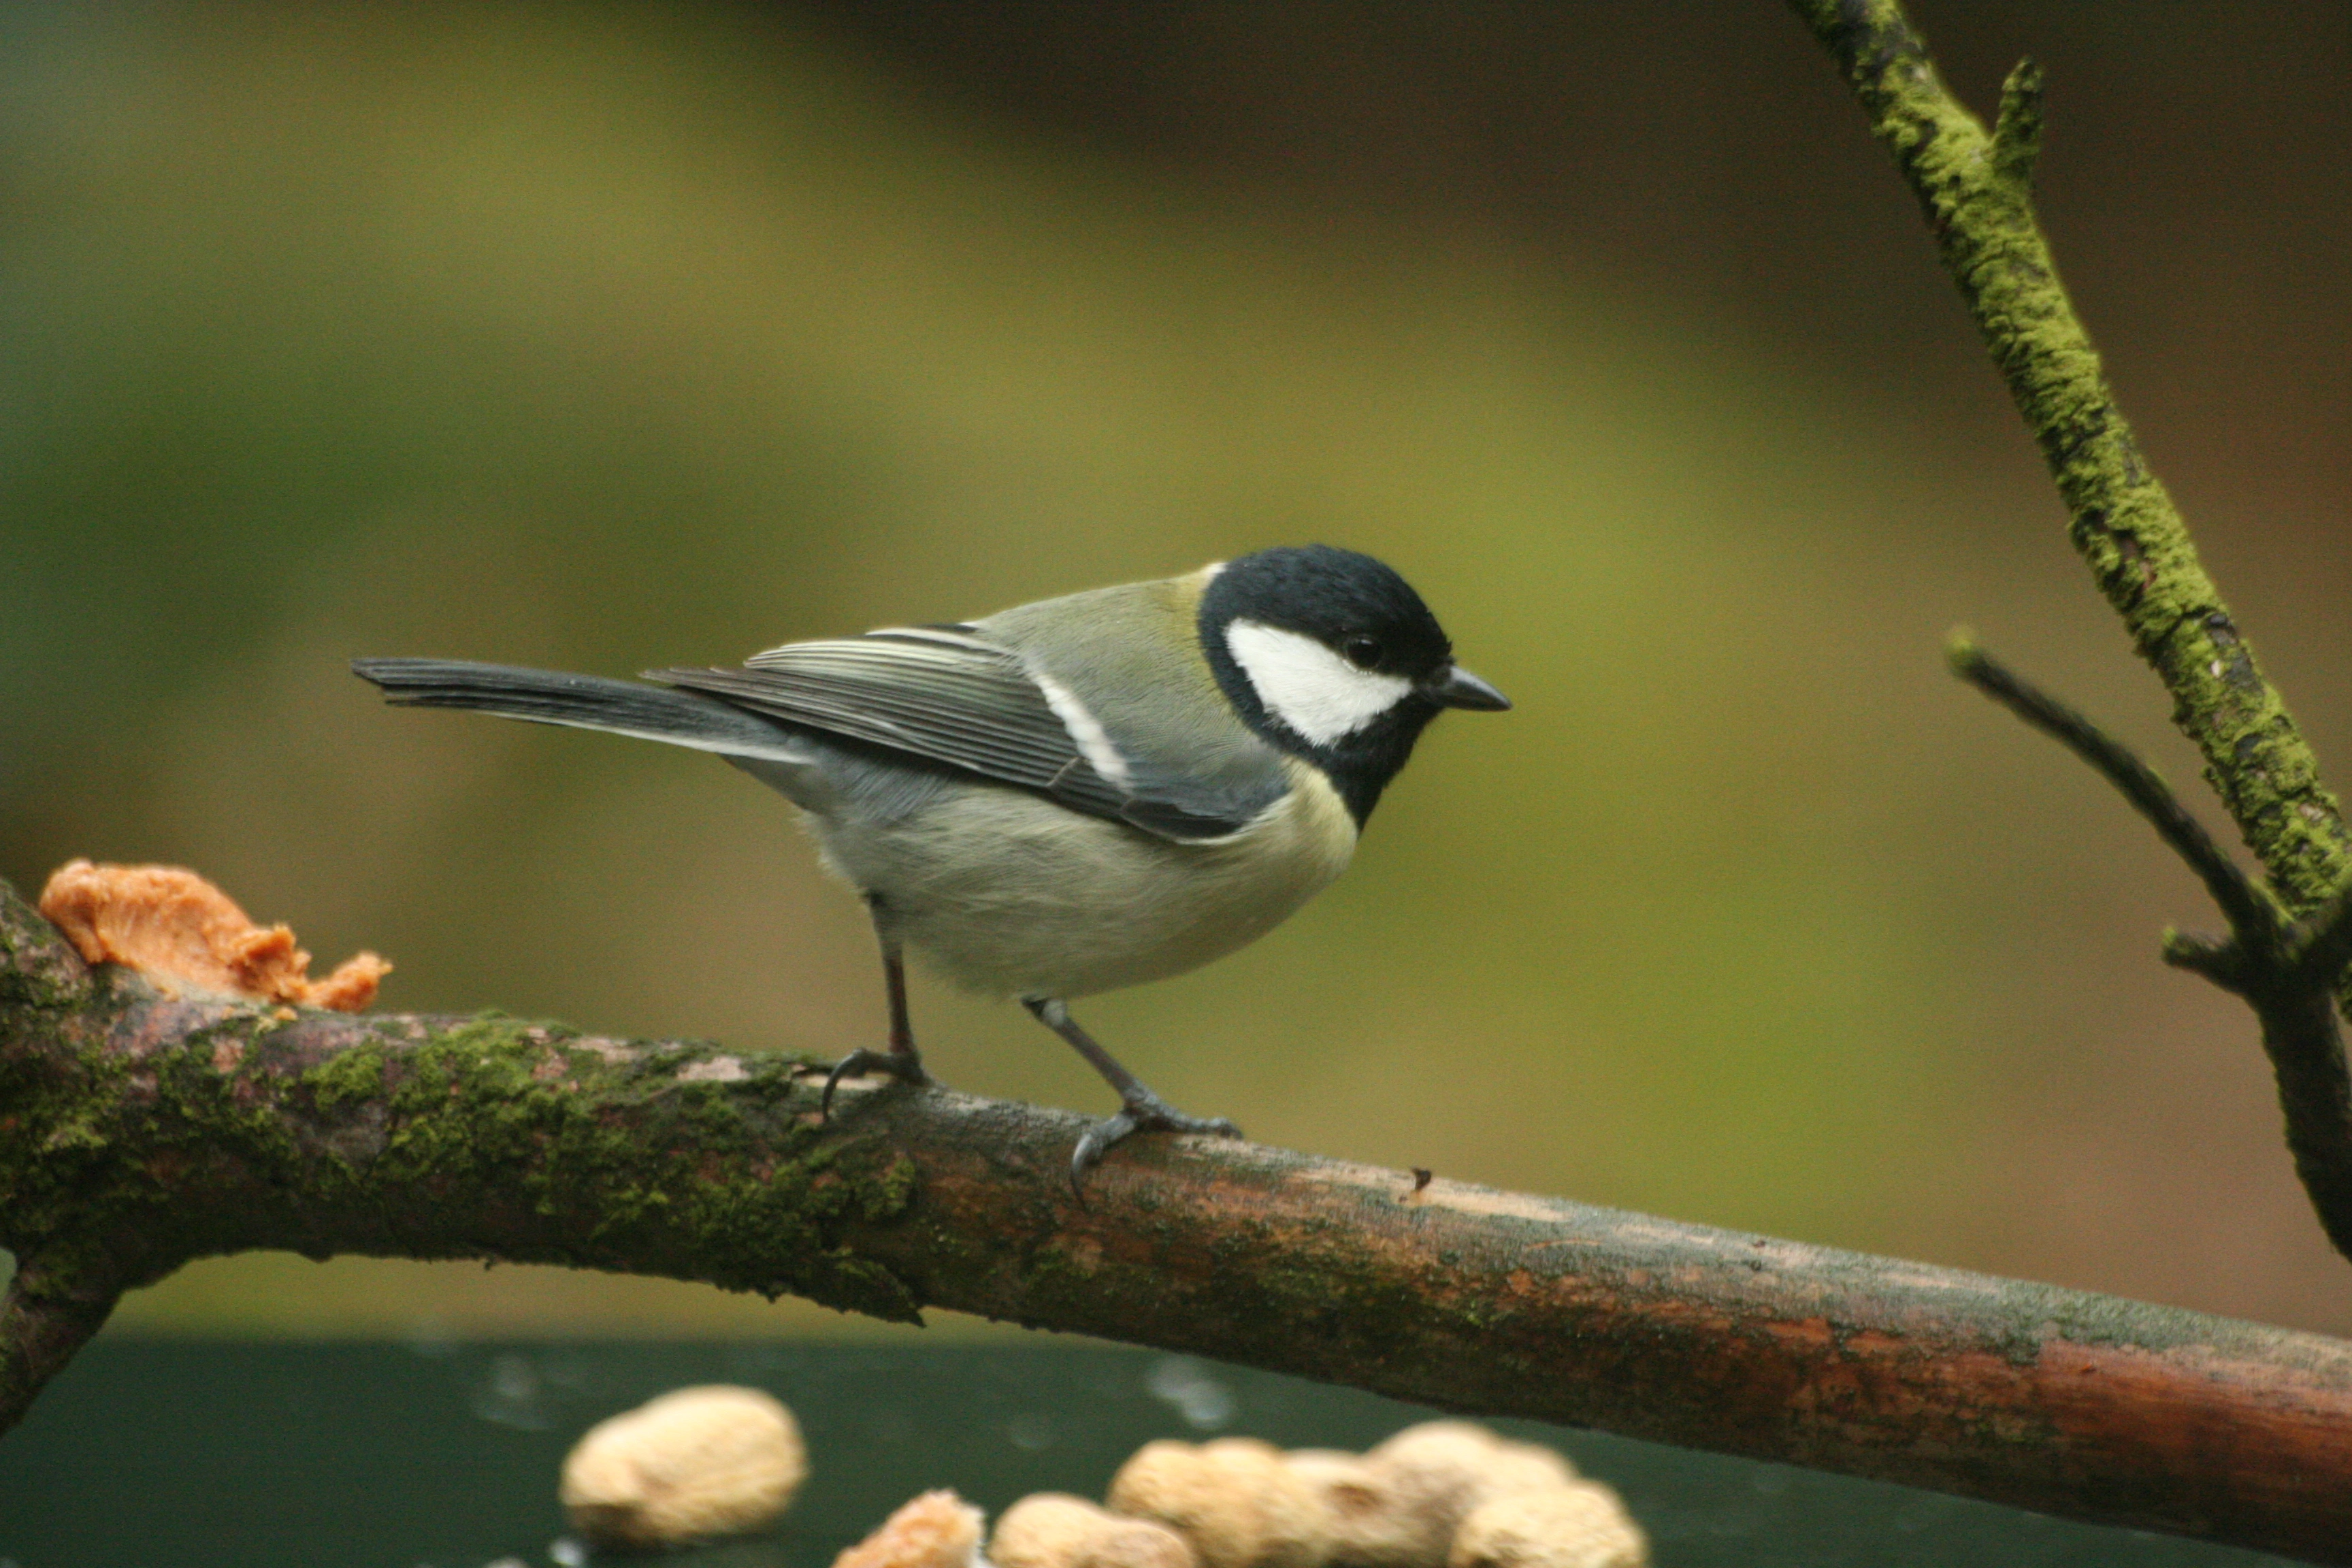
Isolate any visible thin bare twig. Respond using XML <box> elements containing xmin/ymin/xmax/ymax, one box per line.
<box><xmin>1946</xmin><ymin>632</ymin><xmax>2280</xmax><ymax>940</ymax></box>
<box><xmin>1950</xmin><ymin>638</ymin><xmax>2352</xmax><ymax>1267</ymax></box>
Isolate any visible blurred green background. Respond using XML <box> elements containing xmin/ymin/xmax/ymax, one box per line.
<box><xmin>3</xmin><ymin>1</ymin><xmax>2349</xmax><ymax>1342</ymax></box>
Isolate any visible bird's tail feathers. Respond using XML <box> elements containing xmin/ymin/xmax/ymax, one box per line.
<box><xmin>350</xmin><ymin>657</ymin><xmax>811</xmax><ymax>764</ymax></box>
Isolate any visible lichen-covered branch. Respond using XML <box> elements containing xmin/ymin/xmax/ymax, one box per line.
<box><xmin>7</xmin><ymin>881</ymin><xmax>2352</xmax><ymax>1560</ymax></box>
<box><xmin>1786</xmin><ymin>0</ymin><xmax>2352</xmax><ymax>914</ymax></box>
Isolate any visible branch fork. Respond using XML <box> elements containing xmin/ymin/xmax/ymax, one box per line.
<box><xmin>1950</xmin><ymin>635</ymin><xmax>2352</xmax><ymax>1262</ymax></box>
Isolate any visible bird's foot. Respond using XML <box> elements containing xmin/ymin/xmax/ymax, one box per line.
<box><xmin>820</xmin><ymin>1047</ymin><xmax>933</xmax><ymax>1120</ymax></box>
<box><xmin>1070</xmin><ymin>1090</ymin><xmax>1242</xmax><ymax>1194</ymax></box>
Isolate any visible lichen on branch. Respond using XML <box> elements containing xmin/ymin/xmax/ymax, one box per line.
<box><xmin>1786</xmin><ymin>0</ymin><xmax>2351</xmax><ymax>912</ymax></box>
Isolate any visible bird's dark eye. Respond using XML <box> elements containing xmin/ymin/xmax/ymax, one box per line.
<box><xmin>1343</xmin><ymin>635</ymin><xmax>1383</xmax><ymax>669</ymax></box>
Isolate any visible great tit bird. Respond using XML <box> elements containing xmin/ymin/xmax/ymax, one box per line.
<box><xmin>353</xmin><ymin>544</ymin><xmax>1508</xmax><ymax>1186</ymax></box>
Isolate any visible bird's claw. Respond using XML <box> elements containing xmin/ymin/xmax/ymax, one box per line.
<box><xmin>1068</xmin><ymin>1092</ymin><xmax>1243</xmax><ymax>1196</ymax></box>
<box><xmin>819</xmin><ymin>1047</ymin><xmax>932</xmax><ymax>1121</ymax></box>
<box><xmin>1068</xmin><ymin>1111</ymin><xmax>1140</xmax><ymax>1193</ymax></box>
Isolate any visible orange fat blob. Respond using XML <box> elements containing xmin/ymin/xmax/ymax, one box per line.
<box><xmin>37</xmin><ymin>859</ymin><xmax>389</xmax><ymax>1012</ymax></box>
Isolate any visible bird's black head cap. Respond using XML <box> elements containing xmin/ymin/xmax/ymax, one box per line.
<box><xmin>1198</xmin><ymin>544</ymin><xmax>1464</xmax><ymax>825</ymax></box>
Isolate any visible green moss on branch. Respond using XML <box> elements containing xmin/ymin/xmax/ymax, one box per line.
<box><xmin>10</xmin><ymin>874</ymin><xmax>2352</xmax><ymax>1556</ymax></box>
<box><xmin>1787</xmin><ymin>0</ymin><xmax>2351</xmax><ymax>912</ymax></box>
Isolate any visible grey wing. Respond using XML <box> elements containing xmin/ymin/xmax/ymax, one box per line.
<box><xmin>650</xmin><ymin>629</ymin><xmax>1256</xmax><ymax>840</ymax></box>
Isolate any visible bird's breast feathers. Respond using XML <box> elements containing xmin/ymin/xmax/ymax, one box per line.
<box><xmin>805</xmin><ymin>755</ymin><xmax>1356</xmax><ymax>1000</ymax></box>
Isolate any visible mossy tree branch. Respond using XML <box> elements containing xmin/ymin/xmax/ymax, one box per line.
<box><xmin>1792</xmin><ymin>0</ymin><xmax>2352</xmax><ymax>1290</ymax></box>
<box><xmin>11</xmin><ymin>881</ymin><xmax>2352</xmax><ymax>1561</ymax></box>
<box><xmin>1786</xmin><ymin>0</ymin><xmax>2352</xmax><ymax>914</ymax></box>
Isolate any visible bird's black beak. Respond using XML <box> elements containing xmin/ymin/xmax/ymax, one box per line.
<box><xmin>1428</xmin><ymin>664</ymin><xmax>1511</xmax><ymax>711</ymax></box>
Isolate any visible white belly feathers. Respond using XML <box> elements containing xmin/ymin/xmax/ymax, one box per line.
<box><xmin>801</xmin><ymin>758</ymin><xmax>1357</xmax><ymax>1000</ymax></box>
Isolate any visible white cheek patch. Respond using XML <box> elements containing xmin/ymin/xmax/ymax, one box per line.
<box><xmin>1224</xmin><ymin>619</ymin><xmax>1414</xmax><ymax>745</ymax></box>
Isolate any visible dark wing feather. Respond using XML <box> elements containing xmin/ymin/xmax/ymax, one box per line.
<box><xmin>651</xmin><ymin>631</ymin><xmax>1262</xmax><ymax>840</ymax></box>
<box><xmin>652</xmin><ymin>632</ymin><xmax>1153</xmax><ymax>824</ymax></box>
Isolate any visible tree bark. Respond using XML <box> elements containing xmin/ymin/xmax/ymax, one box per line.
<box><xmin>5</xmin><ymin>879</ymin><xmax>2352</xmax><ymax>1563</ymax></box>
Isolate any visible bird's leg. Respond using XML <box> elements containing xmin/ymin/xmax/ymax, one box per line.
<box><xmin>1022</xmin><ymin>996</ymin><xmax>1241</xmax><ymax>1190</ymax></box>
<box><xmin>821</xmin><ymin>899</ymin><xmax>934</xmax><ymax>1119</ymax></box>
